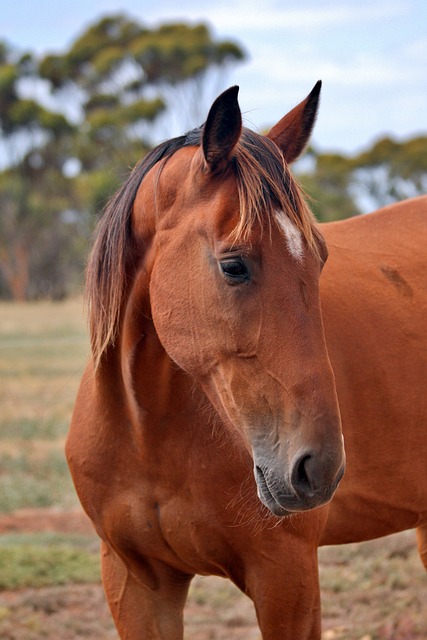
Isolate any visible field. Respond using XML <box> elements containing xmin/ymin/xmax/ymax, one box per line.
<box><xmin>0</xmin><ymin>299</ymin><xmax>425</xmax><ymax>639</ymax></box>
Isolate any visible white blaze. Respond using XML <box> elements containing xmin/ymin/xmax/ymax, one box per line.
<box><xmin>275</xmin><ymin>210</ymin><xmax>304</xmax><ymax>261</ymax></box>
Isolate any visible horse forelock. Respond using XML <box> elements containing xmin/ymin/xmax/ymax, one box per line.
<box><xmin>86</xmin><ymin>125</ymin><xmax>318</xmax><ymax>369</ymax></box>
<box><xmin>231</xmin><ymin>130</ymin><xmax>318</xmax><ymax>252</ymax></box>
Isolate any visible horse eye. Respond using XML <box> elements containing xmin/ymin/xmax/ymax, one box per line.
<box><xmin>219</xmin><ymin>258</ymin><xmax>250</xmax><ymax>283</ymax></box>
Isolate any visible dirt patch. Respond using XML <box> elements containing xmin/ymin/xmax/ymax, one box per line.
<box><xmin>0</xmin><ymin>507</ymin><xmax>94</xmax><ymax>536</ymax></box>
<box><xmin>0</xmin><ymin>584</ymin><xmax>116</xmax><ymax>640</ymax></box>
<box><xmin>0</xmin><ymin>509</ymin><xmax>426</xmax><ymax>639</ymax></box>
<box><xmin>0</xmin><ymin>581</ymin><xmax>260</xmax><ymax>640</ymax></box>
<box><xmin>0</xmin><ymin>508</ymin><xmax>259</xmax><ymax>639</ymax></box>
<box><xmin>0</xmin><ymin>438</ymin><xmax>67</xmax><ymax>460</ymax></box>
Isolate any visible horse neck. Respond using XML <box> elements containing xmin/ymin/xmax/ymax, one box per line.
<box><xmin>116</xmin><ymin>294</ymin><xmax>221</xmax><ymax>454</ymax></box>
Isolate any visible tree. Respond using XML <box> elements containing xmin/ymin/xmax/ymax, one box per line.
<box><xmin>129</xmin><ymin>21</ymin><xmax>245</xmax><ymax>133</ymax></box>
<box><xmin>39</xmin><ymin>16</ymin><xmax>245</xmax><ymax>182</ymax></box>
<box><xmin>0</xmin><ymin>17</ymin><xmax>245</xmax><ymax>299</ymax></box>
<box><xmin>297</xmin><ymin>135</ymin><xmax>427</xmax><ymax>222</ymax></box>
<box><xmin>0</xmin><ymin>41</ymin><xmax>77</xmax><ymax>300</ymax></box>
<box><xmin>348</xmin><ymin>136</ymin><xmax>427</xmax><ymax>211</ymax></box>
<box><xmin>39</xmin><ymin>18</ymin><xmax>160</xmax><ymax>221</ymax></box>
<box><xmin>297</xmin><ymin>149</ymin><xmax>361</xmax><ymax>222</ymax></box>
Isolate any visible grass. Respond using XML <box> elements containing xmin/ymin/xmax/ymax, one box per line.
<box><xmin>0</xmin><ymin>451</ymin><xmax>78</xmax><ymax>512</ymax></box>
<box><xmin>0</xmin><ymin>532</ymin><xmax>100</xmax><ymax>589</ymax></box>
<box><xmin>319</xmin><ymin>531</ymin><xmax>427</xmax><ymax>639</ymax></box>
<box><xmin>0</xmin><ymin>299</ymin><xmax>88</xmax><ymax>513</ymax></box>
<box><xmin>0</xmin><ymin>416</ymin><xmax>69</xmax><ymax>440</ymax></box>
<box><xmin>0</xmin><ymin>299</ymin><xmax>426</xmax><ymax>639</ymax></box>
<box><xmin>0</xmin><ymin>303</ymin><xmax>87</xmax><ymax>406</ymax></box>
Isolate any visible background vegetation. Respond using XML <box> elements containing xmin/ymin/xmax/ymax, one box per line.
<box><xmin>0</xmin><ymin>13</ymin><xmax>426</xmax><ymax>639</ymax></box>
<box><xmin>0</xmin><ymin>299</ymin><xmax>425</xmax><ymax>639</ymax></box>
<box><xmin>1</xmin><ymin>13</ymin><xmax>426</xmax><ymax>301</ymax></box>
<box><xmin>0</xmin><ymin>15</ymin><xmax>244</xmax><ymax>300</ymax></box>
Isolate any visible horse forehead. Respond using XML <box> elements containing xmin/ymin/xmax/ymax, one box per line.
<box><xmin>275</xmin><ymin>211</ymin><xmax>305</xmax><ymax>261</ymax></box>
<box><xmin>139</xmin><ymin>147</ymin><xmax>305</xmax><ymax>254</ymax></box>
<box><xmin>157</xmin><ymin>147</ymin><xmax>240</xmax><ymax>217</ymax></box>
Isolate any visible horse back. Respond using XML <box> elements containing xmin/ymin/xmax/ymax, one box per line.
<box><xmin>320</xmin><ymin>196</ymin><xmax>427</xmax><ymax>544</ymax></box>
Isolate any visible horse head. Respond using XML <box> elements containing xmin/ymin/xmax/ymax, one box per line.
<box><xmin>87</xmin><ymin>82</ymin><xmax>345</xmax><ymax>517</ymax></box>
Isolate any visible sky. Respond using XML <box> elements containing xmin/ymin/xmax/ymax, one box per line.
<box><xmin>2</xmin><ymin>0</ymin><xmax>427</xmax><ymax>154</ymax></box>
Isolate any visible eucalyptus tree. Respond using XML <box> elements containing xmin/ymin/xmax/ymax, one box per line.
<box><xmin>0</xmin><ymin>16</ymin><xmax>244</xmax><ymax>299</ymax></box>
<box><xmin>0</xmin><ymin>41</ymin><xmax>76</xmax><ymax>300</ymax></box>
<box><xmin>39</xmin><ymin>15</ymin><xmax>245</xmax><ymax>212</ymax></box>
<box><xmin>348</xmin><ymin>136</ymin><xmax>427</xmax><ymax>211</ymax></box>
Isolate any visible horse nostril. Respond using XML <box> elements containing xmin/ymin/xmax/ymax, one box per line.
<box><xmin>292</xmin><ymin>454</ymin><xmax>314</xmax><ymax>496</ymax></box>
<box><xmin>291</xmin><ymin>451</ymin><xmax>345</xmax><ymax>502</ymax></box>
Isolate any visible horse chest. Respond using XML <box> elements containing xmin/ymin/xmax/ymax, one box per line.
<box><xmin>100</xmin><ymin>478</ymin><xmax>238</xmax><ymax>579</ymax></box>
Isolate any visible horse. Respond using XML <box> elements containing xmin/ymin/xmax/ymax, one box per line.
<box><xmin>66</xmin><ymin>82</ymin><xmax>427</xmax><ymax>639</ymax></box>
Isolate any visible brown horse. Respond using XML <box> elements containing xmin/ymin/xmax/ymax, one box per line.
<box><xmin>67</xmin><ymin>83</ymin><xmax>427</xmax><ymax>639</ymax></box>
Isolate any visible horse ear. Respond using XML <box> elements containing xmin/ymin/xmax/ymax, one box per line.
<box><xmin>203</xmin><ymin>86</ymin><xmax>242</xmax><ymax>173</ymax></box>
<box><xmin>267</xmin><ymin>81</ymin><xmax>322</xmax><ymax>164</ymax></box>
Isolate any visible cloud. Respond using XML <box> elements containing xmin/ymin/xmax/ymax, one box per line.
<box><xmin>2</xmin><ymin>0</ymin><xmax>424</xmax><ymax>153</ymax></box>
<box><xmin>404</xmin><ymin>36</ymin><xmax>427</xmax><ymax>60</ymax></box>
<box><xmin>142</xmin><ymin>0</ymin><xmax>408</xmax><ymax>32</ymax></box>
<box><xmin>248</xmin><ymin>50</ymin><xmax>421</xmax><ymax>88</ymax></box>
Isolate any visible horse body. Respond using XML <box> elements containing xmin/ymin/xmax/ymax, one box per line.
<box><xmin>69</xmin><ymin>298</ymin><xmax>328</xmax><ymax>639</ymax></box>
<box><xmin>67</xmin><ymin>85</ymin><xmax>427</xmax><ymax>639</ymax></box>
<box><xmin>321</xmin><ymin>198</ymin><xmax>427</xmax><ymax>545</ymax></box>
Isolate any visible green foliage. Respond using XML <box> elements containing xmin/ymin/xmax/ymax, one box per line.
<box><xmin>130</xmin><ymin>22</ymin><xmax>245</xmax><ymax>85</ymax></box>
<box><xmin>350</xmin><ymin>135</ymin><xmax>427</xmax><ymax>206</ymax></box>
<box><xmin>298</xmin><ymin>150</ymin><xmax>361</xmax><ymax>221</ymax></box>
<box><xmin>74</xmin><ymin>168</ymin><xmax>123</xmax><ymax>216</ymax></box>
<box><xmin>8</xmin><ymin>98</ymin><xmax>41</xmax><ymax>126</ymax></box>
<box><xmin>301</xmin><ymin>174</ymin><xmax>360</xmax><ymax>222</ymax></box>
<box><xmin>0</xmin><ymin>40</ymin><xmax>81</xmax><ymax>299</ymax></box>
<box><xmin>39</xmin><ymin>14</ymin><xmax>244</xmax><ymax>162</ymax></box>
<box><xmin>2</xmin><ymin>16</ymin><xmax>426</xmax><ymax>296</ymax></box>
<box><xmin>0</xmin><ymin>452</ymin><xmax>77</xmax><ymax>513</ymax></box>
<box><xmin>0</xmin><ymin>533</ymin><xmax>100</xmax><ymax>589</ymax></box>
<box><xmin>298</xmin><ymin>135</ymin><xmax>427</xmax><ymax>221</ymax></box>
<box><xmin>0</xmin><ymin>44</ymin><xmax>71</xmax><ymax>139</ymax></box>
<box><xmin>119</xmin><ymin>97</ymin><xmax>165</xmax><ymax>123</ymax></box>
<box><xmin>0</xmin><ymin>63</ymin><xmax>17</xmax><ymax>92</ymax></box>
<box><xmin>38</xmin><ymin>54</ymin><xmax>71</xmax><ymax>89</ymax></box>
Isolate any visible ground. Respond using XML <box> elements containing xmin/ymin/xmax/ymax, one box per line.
<box><xmin>0</xmin><ymin>508</ymin><xmax>259</xmax><ymax>640</ymax></box>
<box><xmin>0</xmin><ymin>507</ymin><xmax>426</xmax><ymax>640</ymax></box>
<box><xmin>0</xmin><ymin>300</ymin><xmax>426</xmax><ymax>639</ymax></box>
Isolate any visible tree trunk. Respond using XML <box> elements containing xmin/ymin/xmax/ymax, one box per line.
<box><xmin>0</xmin><ymin>240</ymin><xmax>30</xmax><ymax>301</ymax></box>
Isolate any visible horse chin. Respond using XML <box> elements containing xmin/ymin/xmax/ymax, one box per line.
<box><xmin>256</xmin><ymin>486</ymin><xmax>292</xmax><ymax>517</ymax></box>
<box><xmin>254</xmin><ymin>464</ymin><xmax>332</xmax><ymax>516</ymax></box>
<box><xmin>255</xmin><ymin>465</ymin><xmax>294</xmax><ymax>517</ymax></box>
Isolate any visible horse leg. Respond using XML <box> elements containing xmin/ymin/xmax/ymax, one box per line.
<box><xmin>243</xmin><ymin>542</ymin><xmax>322</xmax><ymax>640</ymax></box>
<box><xmin>101</xmin><ymin>541</ymin><xmax>192</xmax><ymax>639</ymax></box>
<box><xmin>416</xmin><ymin>524</ymin><xmax>427</xmax><ymax>571</ymax></box>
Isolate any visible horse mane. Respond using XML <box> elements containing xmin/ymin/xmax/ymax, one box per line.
<box><xmin>86</xmin><ymin>126</ymin><xmax>319</xmax><ymax>368</ymax></box>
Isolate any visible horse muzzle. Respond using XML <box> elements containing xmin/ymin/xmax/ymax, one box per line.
<box><xmin>253</xmin><ymin>447</ymin><xmax>346</xmax><ymax>516</ymax></box>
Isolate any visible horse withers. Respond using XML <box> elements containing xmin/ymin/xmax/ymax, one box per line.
<box><xmin>66</xmin><ymin>83</ymin><xmax>427</xmax><ymax>639</ymax></box>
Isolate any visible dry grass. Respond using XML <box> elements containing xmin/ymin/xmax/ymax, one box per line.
<box><xmin>0</xmin><ymin>299</ymin><xmax>425</xmax><ymax>639</ymax></box>
<box><xmin>0</xmin><ymin>299</ymin><xmax>88</xmax><ymax>512</ymax></box>
<box><xmin>0</xmin><ymin>299</ymin><xmax>88</xmax><ymax>418</ymax></box>
<box><xmin>319</xmin><ymin>531</ymin><xmax>427</xmax><ymax>639</ymax></box>
<box><xmin>0</xmin><ymin>299</ymin><xmax>86</xmax><ymax>336</ymax></box>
